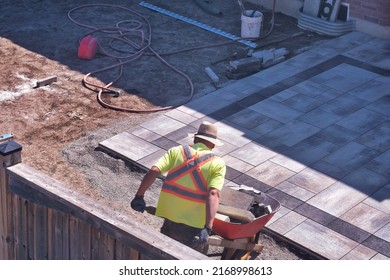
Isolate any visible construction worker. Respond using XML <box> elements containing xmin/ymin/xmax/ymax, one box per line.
<box><xmin>131</xmin><ymin>121</ymin><xmax>226</xmax><ymax>254</ymax></box>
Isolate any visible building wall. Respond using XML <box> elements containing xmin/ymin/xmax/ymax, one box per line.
<box><xmin>339</xmin><ymin>0</ymin><xmax>390</xmax><ymax>26</ymax></box>
<box><xmin>248</xmin><ymin>0</ymin><xmax>390</xmax><ymax>38</ymax></box>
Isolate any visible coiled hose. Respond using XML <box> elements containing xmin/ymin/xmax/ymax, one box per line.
<box><xmin>67</xmin><ymin>3</ymin><xmax>275</xmax><ymax>113</ymax></box>
<box><xmin>68</xmin><ymin>3</ymin><xmax>198</xmax><ymax>113</ymax></box>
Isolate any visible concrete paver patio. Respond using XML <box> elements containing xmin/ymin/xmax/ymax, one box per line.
<box><xmin>100</xmin><ymin>31</ymin><xmax>390</xmax><ymax>260</ymax></box>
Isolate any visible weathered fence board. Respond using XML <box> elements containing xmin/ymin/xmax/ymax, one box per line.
<box><xmin>12</xmin><ymin>195</ymin><xmax>28</xmax><ymax>259</ymax></box>
<box><xmin>1</xmin><ymin>141</ymin><xmax>208</xmax><ymax>260</ymax></box>
<box><xmin>5</xmin><ymin>163</ymin><xmax>208</xmax><ymax>260</ymax></box>
<box><xmin>0</xmin><ymin>143</ymin><xmax>22</xmax><ymax>259</ymax></box>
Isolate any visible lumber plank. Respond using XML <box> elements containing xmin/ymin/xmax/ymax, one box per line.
<box><xmin>208</xmin><ymin>235</ymin><xmax>263</xmax><ymax>252</ymax></box>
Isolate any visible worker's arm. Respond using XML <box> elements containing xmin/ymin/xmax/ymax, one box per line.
<box><xmin>205</xmin><ymin>187</ymin><xmax>220</xmax><ymax>229</ymax></box>
<box><xmin>131</xmin><ymin>166</ymin><xmax>161</xmax><ymax>212</ymax></box>
<box><xmin>193</xmin><ymin>187</ymin><xmax>220</xmax><ymax>244</ymax></box>
<box><xmin>135</xmin><ymin>166</ymin><xmax>161</xmax><ymax>196</ymax></box>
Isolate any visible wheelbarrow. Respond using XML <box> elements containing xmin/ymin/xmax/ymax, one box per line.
<box><xmin>210</xmin><ymin>190</ymin><xmax>281</xmax><ymax>260</ymax></box>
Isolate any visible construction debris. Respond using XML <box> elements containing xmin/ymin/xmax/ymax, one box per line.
<box><xmin>205</xmin><ymin>66</ymin><xmax>220</xmax><ymax>84</ymax></box>
<box><xmin>226</xmin><ymin>47</ymin><xmax>290</xmax><ymax>79</ymax></box>
<box><xmin>0</xmin><ymin>133</ymin><xmax>14</xmax><ymax>143</ymax></box>
<box><xmin>33</xmin><ymin>76</ymin><xmax>57</xmax><ymax>88</ymax></box>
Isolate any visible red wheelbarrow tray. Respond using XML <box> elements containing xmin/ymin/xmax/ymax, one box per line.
<box><xmin>213</xmin><ymin>191</ymin><xmax>281</xmax><ymax>240</ymax></box>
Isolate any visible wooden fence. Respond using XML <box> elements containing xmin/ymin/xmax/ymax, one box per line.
<box><xmin>0</xmin><ymin>140</ymin><xmax>208</xmax><ymax>260</ymax></box>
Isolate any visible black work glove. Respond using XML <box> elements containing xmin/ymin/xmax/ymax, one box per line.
<box><xmin>193</xmin><ymin>225</ymin><xmax>212</xmax><ymax>244</ymax></box>
<box><xmin>131</xmin><ymin>195</ymin><xmax>146</xmax><ymax>213</ymax></box>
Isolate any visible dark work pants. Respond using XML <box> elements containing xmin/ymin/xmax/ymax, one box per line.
<box><xmin>160</xmin><ymin>219</ymin><xmax>208</xmax><ymax>255</ymax></box>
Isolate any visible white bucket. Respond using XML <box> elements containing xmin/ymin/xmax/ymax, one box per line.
<box><xmin>241</xmin><ymin>10</ymin><xmax>263</xmax><ymax>38</ymax></box>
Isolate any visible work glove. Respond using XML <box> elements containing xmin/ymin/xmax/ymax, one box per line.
<box><xmin>193</xmin><ymin>225</ymin><xmax>212</xmax><ymax>244</ymax></box>
<box><xmin>131</xmin><ymin>195</ymin><xmax>146</xmax><ymax>213</ymax></box>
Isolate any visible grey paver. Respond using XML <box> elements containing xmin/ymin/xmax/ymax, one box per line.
<box><xmin>356</xmin><ymin>121</ymin><xmax>390</xmax><ymax>152</ymax></box>
<box><xmin>285</xmin><ymin>219</ymin><xmax>359</xmax><ymax>260</ymax></box>
<box><xmin>369</xmin><ymin>52</ymin><xmax>390</xmax><ymax>70</ymax></box>
<box><xmin>364</xmin><ymin>185</ymin><xmax>390</xmax><ymax>215</ymax></box>
<box><xmin>341</xmin><ymin>244</ymin><xmax>378</xmax><ymax>260</ymax></box>
<box><xmin>311</xmin><ymin>160</ymin><xmax>348</xmax><ymax>180</ymax></box>
<box><xmin>340</xmin><ymin>203</ymin><xmax>390</xmax><ymax>234</ymax></box>
<box><xmin>130</xmin><ymin>126</ymin><xmax>162</xmax><ymax>142</ymax></box>
<box><xmin>313</xmin><ymin>124</ymin><xmax>360</xmax><ymax>146</ymax></box>
<box><xmin>321</xmin><ymin>142</ymin><xmax>380</xmax><ymax>172</ymax></box>
<box><xmin>282</xmin><ymin>93</ymin><xmax>323</xmax><ymax>112</ymax></box>
<box><xmin>215</xmin><ymin>121</ymin><xmax>256</xmax><ymax>147</ymax></box>
<box><xmin>140</xmin><ymin>115</ymin><xmax>186</xmax><ymax>136</ymax></box>
<box><xmin>284</xmin><ymin>141</ymin><xmax>331</xmax><ymax>165</ymax></box>
<box><xmin>327</xmin><ymin>93</ymin><xmax>370</xmax><ymax>114</ymax></box>
<box><xmin>305</xmin><ymin>134</ymin><xmax>342</xmax><ymax>155</ymax></box>
<box><xmin>252</xmin><ymin>62</ymin><xmax>302</xmax><ymax>83</ymax></box>
<box><xmin>249</xmin><ymin>99</ymin><xmax>304</xmax><ymax>123</ymax></box>
<box><xmin>264</xmin><ymin>120</ymin><xmax>321</xmax><ymax>147</ymax></box>
<box><xmin>371</xmin><ymin>253</ymin><xmax>390</xmax><ymax>260</ymax></box>
<box><xmin>375</xmin><ymin>222</ymin><xmax>390</xmax><ymax>242</ymax></box>
<box><xmin>226</xmin><ymin>108</ymin><xmax>270</xmax><ymax>129</ymax></box>
<box><xmin>180</xmin><ymin>95</ymin><xmax>232</xmax><ymax>117</ymax></box>
<box><xmin>291</xmin><ymin>79</ymin><xmax>332</xmax><ymax>97</ymax></box>
<box><xmin>164</xmin><ymin>109</ymin><xmax>198</xmax><ymax>124</ymax></box>
<box><xmin>366</xmin><ymin>96</ymin><xmax>390</xmax><ymax>116</ymax></box>
<box><xmin>269</xmin><ymin>154</ymin><xmax>306</xmax><ymax>173</ymax></box>
<box><xmin>308</xmin><ymin>181</ymin><xmax>368</xmax><ymax>217</ymax></box>
<box><xmin>270</xmin><ymin>88</ymin><xmax>298</xmax><ymax>102</ymax></box>
<box><xmin>287</xmin><ymin>168</ymin><xmax>336</xmax><ymax>194</ymax></box>
<box><xmin>138</xmin><ymin>149</ymin><xmax>167</xmax><ymax>170</ymax></box>
<box><xmin>276</xmin><ymin>181</ymin><xmax>315</xmax><ymax>201</ymax></box>
<box><xmin>365</xmin><ymin>149</ymin><xmax>390</xmax><ymax>177</ymax></box>
<box><xmin>347</xmin><ymin>76</ymin><xmax>390</xmax><ymax>102</ymax></box>
<box><xmin>342</xmin><ymin>167</ymin><xmax>388</xmax><ymax>195</ymax></box>
<box><xmin>99</xmin><ymin>132</ymin><xmax>160</xmax><ymax>161</ymax></box>
<box><xmin>267</xmin><ymin>211</ymin><xmax>307</xmax><ymax>235</ymax></box>
<box><xmin>252</xmin><ymin>119</ymin><xmax>284</xmax><ymax>135</ymax></box>
<box><xmin>298</xmin><ymin>107</ymin><xmax>343</xmax><ymax>128</ymax></box>
<box><xmin>310</xmin><ymin>64</ymin><xmax>378</xmax><ymax>92</ymax></box>
<box><xmin>284</xmin><ymin>50</ymin><xmax>329</xmax><ymax>69</ymax></box>
<box><xmin>246</xmin><ymin>161</ymin><xmax>296</xmax><ymax>187</ymax></box>
<box><xmin>343</xmin><ymin>37</ymin><xmax>390</xmax><ymax>62</ymax></box>
<box><xmin>230</xmin><ymin>142</ymin><xmax>277</xmax><ymax>166</ymax></box>
<box><xmin>222</xmin><ymin>154</ymin><xmax>254</xmax><ymax>173</ymax></box>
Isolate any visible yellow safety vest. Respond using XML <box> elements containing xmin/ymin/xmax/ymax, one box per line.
<box><xmin>156</xmin><ymin>145</ymin><xmax>217</xmax><ymax>228</ymax></box>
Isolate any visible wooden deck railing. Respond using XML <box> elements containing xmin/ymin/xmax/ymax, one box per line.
<box><xmin>0</xmin><ymin>140</ymin><xmax>208</xmax><ymax>260</ymax></box>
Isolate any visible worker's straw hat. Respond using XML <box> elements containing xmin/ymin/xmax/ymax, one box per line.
<box><xmin>192</xmin><ymin>121</ymin><xmax>223</xmax><ymax>146</ymax></box>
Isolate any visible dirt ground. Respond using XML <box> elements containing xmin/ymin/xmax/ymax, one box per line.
<box><xmin>0</xmin><ymin>0</ymin><xmax>330</xmax><ymax>260</ymax></box>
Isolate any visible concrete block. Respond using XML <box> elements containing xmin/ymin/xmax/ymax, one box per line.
<box><xmin>229</xmin><ymin>56</ymin><xmax>262</xmax><ymax>72</ymax></box>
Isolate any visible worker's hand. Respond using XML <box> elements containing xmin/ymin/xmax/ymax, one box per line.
<box><xmin>131</xmin><ymin>195</ymin><xmax>146</xmax><ymax>213</ymax></box>
<box><xmin>193</xmin><ymin>225</ymin><xmax>212</xmax><ymax>244</ymax></box>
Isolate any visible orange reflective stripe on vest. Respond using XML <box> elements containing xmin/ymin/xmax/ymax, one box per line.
<box><xmin>161</xmin><ymin>145</ymin><xmax>215</xmax><ymax>203</ymax></box>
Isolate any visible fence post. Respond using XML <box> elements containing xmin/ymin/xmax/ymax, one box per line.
<box><xmin>0</xmin><ymin>140</ymin><xmax>22</xmax><ymax>259</ymax></box>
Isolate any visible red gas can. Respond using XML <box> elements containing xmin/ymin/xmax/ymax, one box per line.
<box><xmin>78</xmin><ymin>35</ymin><xmax>98</xmax><ymax>60</ymax></box>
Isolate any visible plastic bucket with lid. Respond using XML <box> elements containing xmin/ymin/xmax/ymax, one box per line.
<box><xmin>241</xmin><ymin>10</ymin><xmax>263</xmax><ymax>38</ymax></box>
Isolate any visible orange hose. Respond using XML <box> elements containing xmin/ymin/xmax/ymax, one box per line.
<box><xmin>68</xmin><ymin>4</ymin><xmax>195</xmax><ymax>113</ymax></box>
